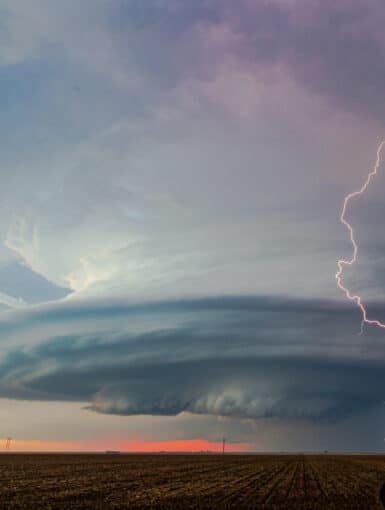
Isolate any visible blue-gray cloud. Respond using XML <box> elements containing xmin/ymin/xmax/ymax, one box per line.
<box><xmin>0</xmin><ymin>0</ymin><xmax>384</xmax><ymax>453</ymax></box>
<box><xmin>0</xmin><ymin>262</ymin><xmax>69</xmax><ymax>305</ymax></box>
<box><xmin>0</xmin><ymin>295</ymin><xmax>384</xmax><ymax>423</ymax></box>
<box><xmin>0</xmin><ymin>0</ymin><xmax>382</xmax><ymax>305</ymax></box>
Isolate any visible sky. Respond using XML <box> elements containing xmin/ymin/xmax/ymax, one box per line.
<box><xmin>1</xmin><ymin>0</ymin><xmax>385</xmax><ymax>452</ymax></box>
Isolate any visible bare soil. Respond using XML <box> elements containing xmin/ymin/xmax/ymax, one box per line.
<box><xmin>0</xmin><ymin>453</ymin><xmax>384</xmax><ymax>509</ymax></box>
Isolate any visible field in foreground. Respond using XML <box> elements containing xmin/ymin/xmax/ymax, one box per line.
<box><xmin>1</xmin><ymin>454</ymin><xmax>385</xmax><ymax>509</ymax></box>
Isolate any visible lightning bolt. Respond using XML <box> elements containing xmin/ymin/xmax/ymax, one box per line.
<box><xmin>336</xmin><ymin>140</ymin><xmax>385</xmax><ymax>332</ymax></box>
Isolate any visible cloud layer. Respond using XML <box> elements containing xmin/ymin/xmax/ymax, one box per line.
<box><xmin>0</xmin><ymin>0</ymin><xmax>385</xmax><ymax>449</ymax></box>
<box><xmin>0</xmin><ymin>296</ymin><xmax>384</xmax><ymax>423</ymax></box>
<box><xmin>0</xmin><ymin>0</ymin><xmax>384</xmax><ymax>304</ymax></box>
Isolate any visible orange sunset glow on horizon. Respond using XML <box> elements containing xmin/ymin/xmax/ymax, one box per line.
<box><xmin>0</xmin><ymin>438</ymin><xmax>253</xmax><ymax>453</ymax></box>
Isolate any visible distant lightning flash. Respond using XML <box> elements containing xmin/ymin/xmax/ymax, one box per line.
<box><xmin>336</xmin><ymin>140</ymin><xmax>385</xmax><ymax>333</ymax></box>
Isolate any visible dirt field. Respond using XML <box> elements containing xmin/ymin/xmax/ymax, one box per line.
<box><xmin>0</xmin><ymin>453</ymin><xmax>385</xmax><ymax>509</ymax></box>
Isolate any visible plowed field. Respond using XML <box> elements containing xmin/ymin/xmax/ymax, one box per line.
<box><xmin>0</xmin><ymin>454</ymin><xmax>385</xmax><ymax>509</ymax></box>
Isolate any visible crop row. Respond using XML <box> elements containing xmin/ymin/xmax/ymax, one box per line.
<box><xmin>0</xmin><ymin>454</ymin><xmax>384</xmax><ymax>509</ymax></box>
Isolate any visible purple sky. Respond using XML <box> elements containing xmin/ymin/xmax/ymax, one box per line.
<box><xmin>0</xmin><ymin>0</ymin><xmax>385</xmax><ymax>451</ymax></box>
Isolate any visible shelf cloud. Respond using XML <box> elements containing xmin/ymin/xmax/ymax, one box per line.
<box><xmin>0</xmin><ymin>296</ymin><xmax>383</xmax><ymax>423</ymax></box>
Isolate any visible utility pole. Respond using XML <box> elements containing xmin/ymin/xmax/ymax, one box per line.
<box><xmin>222</xmin><ymin>437</ymin><xmax>226</xmax><ymax>455</ymax></box>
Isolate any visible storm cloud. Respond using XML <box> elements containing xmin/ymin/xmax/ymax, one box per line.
<box><xmin>0</xmin><ymin>0</ymin><xmax>383</xmax><ymax>304</ymax></box>
<box><xmin>0</xmin><ymin>0</ymin><xmax>385</xmax><ymax>450</ymax></box>
<box><xmin>0</xmin><ymin>296</ymin><xmax>383</xmax><ymax>423</ymax></box>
